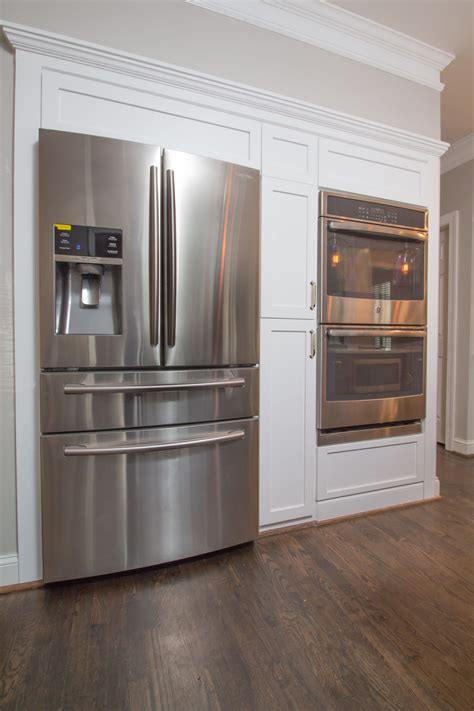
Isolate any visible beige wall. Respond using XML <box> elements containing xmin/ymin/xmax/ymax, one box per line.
<box><xmin>0</xmin><ymin>0</ymin><xmax>442</xmax><ymax>557</ymax></box>
<box><xmin>440</xmin><ymin>159</ymin><xmax>474</xmax><ymax>446</ymax></box>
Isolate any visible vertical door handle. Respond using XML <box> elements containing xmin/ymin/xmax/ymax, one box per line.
<box><xmin>310</xmin><ymin>281</ymin><xmax>317</xmax><ymax>310</ymax></box>
<box><xmin>309</xmin><ymin>329</ymin><xmax>316</xmax><ymax>359</ymax></box>
<box><xmin>166</xmin><ymin>169</ymin><xmax>177</xmax><ymax>348</ymax></box>
<box><xmin>149</xmin><ymin>165</ymin><xmax>161</xmax><ymax>347</ymax></box>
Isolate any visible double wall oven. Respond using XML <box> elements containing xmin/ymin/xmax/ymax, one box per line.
<box><xmin>318</xmin><ymin>190</ymin><xmax>428</xmax><ymax>445</ymax></box>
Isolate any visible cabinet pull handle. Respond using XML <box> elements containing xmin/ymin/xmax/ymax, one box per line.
<box><xmin>310</xmin><ymin>280</ymin><xmax>317</xmax><ymax>310</ymax></box>
<box><xmin>309</xmin><ymin>329</ymin><xmax>316</xmax><ymax>359</ymax></box>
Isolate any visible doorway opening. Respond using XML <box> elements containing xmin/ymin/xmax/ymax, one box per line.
<box><xmin>437</xmin><ymin>211</ymin><xmax>459</xmax><ymax>451</ymax></box>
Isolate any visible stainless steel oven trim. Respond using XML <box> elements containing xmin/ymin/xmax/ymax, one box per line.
<box><xmin>318</xmin><ymin>325</ymin><xmax>427</xmax><ymax>430</ymax></box>
<box><xmin>318</xmin><ymin>217</ymin><xmax>428</xmax><ymax>326</ymax></box>
<box><xmin>328</xmin><ymin>220</ymin><xmax>428</xmax><ymax>241</ymax></box>
<box><xmin>319</xmin><ymin>189</ymin><xmax>429</xmax><ymax>231</ymax></box>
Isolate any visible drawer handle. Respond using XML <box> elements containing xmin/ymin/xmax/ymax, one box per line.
<box><xmin>64</xmin><ymin>429</ymin><xmax>245</xmax><ymax>456</ymax></box>
<box><xmin>63</xmin><ymin>378</ymin><xmax>246</xmax><ymax>395</ymax></box>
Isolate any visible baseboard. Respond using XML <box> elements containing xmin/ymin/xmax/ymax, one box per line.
<box><xmin>0</xmin><ymin>554</ymin><xmax>20</xmax><ymax>587</ymax></box>
<box><xmin>453</xmin><ymin>438</ymin><xmax>474</xmax><ymax>457</ymax></box>
<box><xmin>315</xmin><ymin>482</ymin><xmax>424</xmax><ymax>521</ymax></box>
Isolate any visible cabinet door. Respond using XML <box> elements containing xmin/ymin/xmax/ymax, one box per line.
<box><xmin>259</xmin><ymin>319</ymin><xmax>316</xmax><ymax>527</ymax></box>
<box><xmin>262</xmin><ymin>123</ymin><xmax>318</xmax><ymax>184</ymax></box>
<box><xmin>261</xmin><ymin>178</ymin><xmax>317</xmax><ymax>319</ymax></box>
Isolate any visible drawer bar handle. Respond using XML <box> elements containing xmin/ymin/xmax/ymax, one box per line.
<box><xmin>64</xmin><ymin>430</ymin><xmax>245</xmax><ymax>457</ymax></box>
<box><xmin>64</xmin><ymin>378</ymin><xmax>246</xmax><ymax>395</ymax></box>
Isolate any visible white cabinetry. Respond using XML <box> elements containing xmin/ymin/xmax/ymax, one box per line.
<box><xmin>262</xmin><ymin>123</ymin><xmax>318</xmax><ymax>184</ymax></box>
<box><xmin>259</xmin><ymin>320</ymin><xmax>316</xmax><ymax>527</ymax></box>
<box><xmin>319</xmin><ymin>137</ymin><xmax>428</xmax><ymax>204</ymax></box>
<box><xmin>261</xmin><ymin>178</ymin><xmax>317</xmax><ymax>320</ymax></box>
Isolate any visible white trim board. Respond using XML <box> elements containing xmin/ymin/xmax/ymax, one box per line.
<box><xmin>186</xmin><ymin>0</ymin><xmax>454</xmax><ymax>91</ymax></box>
<box><xmin>453</xmin><ymin>439</ymin><xmax>474</xmax><ymax>457</ymax></box>
<box><xmin>0</xmin><ymin>554</ymin><xmax>19</xmax><ymax>587</ymax></box>
<box><xmin>1</xmin><ymin>20</ymin><xmax>448</xmax><ymax>158</ymax></box>
<box><xmin>441</xmin><ymin>133</ymin><xmax>474</xmax><ymax>174</ymax></box>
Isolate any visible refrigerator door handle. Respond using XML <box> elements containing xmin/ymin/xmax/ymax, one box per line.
<box><xmin>149</xmin><ymin>165</ymin><xmax>161</xmax><ymax>347</ymax></box>
<box><xmin>63</xmin><ymin>429</ymin><xmax>245</xmax><ymax>456</ymax></box>
<box><xmin>166</xmin><ymin>168</ymin><xmax>177</xmax><ymax>348</ymax></box>
<box><xmin>63</xmin><ymin>377</ymin><xmax>246</xmax><ymax>394</ymax></box>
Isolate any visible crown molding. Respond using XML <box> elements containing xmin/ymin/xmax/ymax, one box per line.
<box><xmin>1</xmin><ymin>21</ymin><xmax>448</xmax><ymax>157</ymax></box>
<box><xmin>441</xmin><ymin>133</ymin><xmax>474</xmax><ymax>174</ymax></box>
<box><xmin>186</xmin><ymin>0</ymin><xmax>454</xmax><ymax>91</ymax></box>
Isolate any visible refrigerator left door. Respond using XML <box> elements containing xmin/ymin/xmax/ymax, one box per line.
<box><xmin>39</xmin><ymin>129</ymin><xmax>162</xmax><ymax>369</ymax></box>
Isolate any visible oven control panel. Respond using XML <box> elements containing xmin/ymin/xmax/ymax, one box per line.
<box><xmin>322</xmin><ymin>193</ymin><xmax>428</xmax><ymax>230</ymax></box>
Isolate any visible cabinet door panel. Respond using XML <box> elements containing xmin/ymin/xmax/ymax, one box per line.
<box><xmin>260</xmin><ymin>319</ymin><xmax>316</xmax><ymax>527</ymax></box>
<box><xmin>262</xmin><ymin>124</ymin><xmax>318</xmax><ymax>184</ymax></box>
<box><xmin>261</xmin><ymin>178</ymin><xmax>317</xmax><ymax>319</ymax></box>
<box><xmin>319</xmin><ymin>138</ymin><xmax>427</xmax><ymax>204</ymax></box>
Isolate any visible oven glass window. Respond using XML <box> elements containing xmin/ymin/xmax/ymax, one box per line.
<box><xmin>326</xmin><ymin>231</ymin><xmax>425</xmax><ymax>301</ymax></box>
<box><xmin>326</xmin><ymin>333</ymin><xmax>424</xmax><ymax>401</ymax></box>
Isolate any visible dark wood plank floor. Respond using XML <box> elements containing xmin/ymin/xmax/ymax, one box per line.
<box><xmin>1</xmin><ymin>447</ymin><xmax>473</xmax><ymax>710</ymax></box>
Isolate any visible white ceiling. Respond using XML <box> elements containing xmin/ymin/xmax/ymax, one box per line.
<box><xmin>330</xmin><ymin>0</ymin><xmax>474</xmax><ymax>144</ymax></box>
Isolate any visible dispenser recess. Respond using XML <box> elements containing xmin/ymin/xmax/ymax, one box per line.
<box><xmin>54</xmin><ymin>224</ymin><xmax>123</xmax><ymax>335</ymax></box>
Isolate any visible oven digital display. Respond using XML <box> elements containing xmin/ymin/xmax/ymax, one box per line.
<box><xmin>325</xmin><ymin>195</ymin><xmax>427</xmax><ymax>229</ymax></box>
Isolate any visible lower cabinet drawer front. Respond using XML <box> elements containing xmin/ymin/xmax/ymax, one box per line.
<box><xmin>41</xmin><ymin>418</ymin><xmax>258</xmax><ymax>582</ymax></box>
<box><xmin>317</xmin><ymin>435</ymin><xmax>424</xmax><ymax>501</ymax></box>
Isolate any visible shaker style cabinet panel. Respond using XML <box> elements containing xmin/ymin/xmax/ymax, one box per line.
<box><xmin>317</xmin><ymin>435</ymin><xmax>425</xmax><ymax>501</ymax></box>
<box><xmin>259</xmin><ymin>319</ymin><xmax>316</xmax><ymax>527</ymax></box>
<box><xmin>319</xmin><ymin>138</ymin><xmax>428</xmax><ymax>205</ymax></box>
<box><xmin>262</xmin><ymin>124</ymin><xmax>318</xmax><ymax>184</ymax></box>
<box><xmin>41</xmin><ymin>71</ymin><xmax>262</xmax><ymax>168</ymax></box>
<box><xmin>261</xmin><ymin>178</ymin><xmax>318</xmax><ymax>319</ymax></box>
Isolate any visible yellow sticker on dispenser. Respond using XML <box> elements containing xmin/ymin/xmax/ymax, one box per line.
<box><xmin>54</xmin><ymin>224</ymin><xmax>72</xmax><ymax>231</ymax></box>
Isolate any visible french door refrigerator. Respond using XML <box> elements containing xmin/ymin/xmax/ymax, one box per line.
<box><xmin>39</xmin><ymin>129</ymin><xmax>260</xmax><ymax>582</ymax></box>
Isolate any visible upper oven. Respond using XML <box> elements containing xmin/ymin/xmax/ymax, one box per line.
<box><xmin>319</xmin><ymin>190</ymin><xmax>428</xmax><ymax>326</ymax></box>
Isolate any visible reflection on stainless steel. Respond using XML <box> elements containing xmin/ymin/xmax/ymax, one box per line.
<box><xmin>41</xmin><ymin>419</ymin><xmax>258</xmax><ymax>583</ymax></box>
<box><xmin>318</xmin><ymin>421</ymin><xmax>422</xmax><ymax>446</ymax></box>
<box><xmin>162</xmin><ymin>150</ymin><xmax>260</xmax><ymax>367</ymax></box>
<box><xmin>318</xmin><ymin>190</ymin><xmax>428</xmax><ymax>327</ymax></box>
<box><xmin>39</xmin><ymin>129</ymin><xmax>260</xmax><ymax>583</ymax></box>
<box><xmin>318</xmin><ymin>325</ymin><xmax>426</xmax><ymax>431</ymax></box>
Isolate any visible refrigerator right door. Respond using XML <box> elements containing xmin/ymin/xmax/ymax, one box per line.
<box><xmin>162</xmin><ymin>150</ymin><xmax>260</xmax><ymax>367</ymax></box>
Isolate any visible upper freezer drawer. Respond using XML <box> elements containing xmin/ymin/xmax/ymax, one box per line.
<box><xmin>40</xmin><ymin>367</ymin><xmax>259</xmax><ymax>434</ymax></box>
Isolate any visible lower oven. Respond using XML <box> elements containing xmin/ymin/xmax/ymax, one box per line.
<box><xmin>318</xmin><ymin>326</ymin><xmax>426</xmax><ymax>437</ymax></box>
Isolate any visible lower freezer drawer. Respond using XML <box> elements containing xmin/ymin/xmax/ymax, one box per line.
<box><xmin>41</xmin><ymin>418</ymin><xmax>258</xmax><ymax>582</ymax></box>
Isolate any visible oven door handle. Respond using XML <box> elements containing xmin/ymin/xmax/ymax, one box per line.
<box><xmin>327</xmin><ymin>220</ymin><xmax>427</xmax><ymax>241</ymax></box>
<box><xmin>326</xmin><ymin>328</ymin><xmax>426</xmax><ymax>338</ymax></box>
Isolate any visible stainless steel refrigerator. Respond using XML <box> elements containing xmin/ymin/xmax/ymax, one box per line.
<box><xmin>38</xmin><ymin>129</ymin><xmax>260</xmax><ymax>583</ymax></box>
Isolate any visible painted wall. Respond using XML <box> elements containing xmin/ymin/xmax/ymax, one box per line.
<box><xmin>440</xmin><ymin>158</ymin><xmax>474</xmax><ymax>449</ymax></box>
<box><xmin>0</xmin><ymin>0</ymin><xmax>442</xmax><ymax>557</ymax></box>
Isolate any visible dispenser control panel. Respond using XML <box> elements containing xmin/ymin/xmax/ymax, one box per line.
<box><xmin>54</xmin><ymin>225</ymin><xmax>122</xmax><ymax>259</ymax></box>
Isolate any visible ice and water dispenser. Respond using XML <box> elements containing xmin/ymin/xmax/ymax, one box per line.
<box><xmin>54</xmin><ymin>224</ymin><xmax>123</xmax><ymax>335</ymax></box>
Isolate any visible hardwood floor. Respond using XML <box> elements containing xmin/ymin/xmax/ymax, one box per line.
<box><xmin>1</xmin><ymin>447</ymin><xmax>473</xmax><ymax>710</ymax></box>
